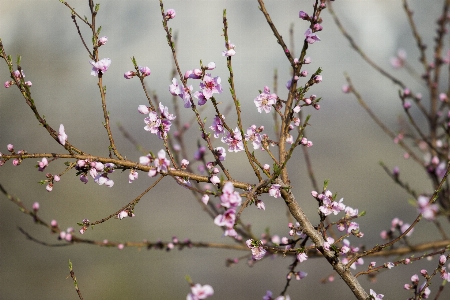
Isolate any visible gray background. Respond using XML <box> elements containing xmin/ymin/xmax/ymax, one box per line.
<box><xmin>1</xmin><ymin>0</ymin><xmax>448</xmax><ymax>299</ymax></box>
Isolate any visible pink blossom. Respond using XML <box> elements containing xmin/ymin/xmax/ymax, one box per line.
<box><xmin>214</xmin><ymin>208</ymin><xmax>236</xmax><ymax>228</ymax></box>
<box><xmin>37</xmin><ymin>157</ymin><xmax>48</xmax><ymax>171</ymax></box>
<box><xmin>254</xmin><ymin>86</ymin><xmax>277</xmax><ymax>113</ymax></box>
<box><xmin>210</xmin><ymin>175</ymin><xmax>220</xmax><ymax>185</ymax></box>
<box><xmin>58</xmin><ymin>124</ymin><xmax>67</xmax><ymax>145</ymax></box>
<box><xmin>319</xmin><ymin>197</ymin><xmax>346</xmax><ymax>216</ymax></box>
<box><xmin>345</xmin><ymin>206</ymin><xmax>358</xmax><ymax>217</ymax></box>
<box><xmin>369</xmin><ymin>289</ymin><xmax>384</xmax><ymax>299</ymax></box>
<box><xmin>207</xmin><ymin>62</ymin><xmax>216</xmax><ymax>70</ymax></box>
<box><xmin>390</xmin><ymin>49</ymin><xmax>406</xmax><ymax>69</ymax></box>
<box><xmin>245</xmin><ymin>125</ymin><xmax>262</xmax><ymax>150</ymax></box>
<box><xmin>165</xmin><ymin>9</ymin><xmax>176</xmax><ymax>20</ymax></box>
<box><xmin>250</xmin><ymin>245</ymin><xmax>266</xmax><ymax>260</ymax></box>
<box><xmin>139</xmin><ymin>66</ymin><xmax>151</xmax><ymax>77</ymax></box>
<box><xmin>324</xmin><ymin>237</ymin><xmax>335</xmax><ymax>251</ymax></box>
<box><xmin>214</xmin><ymin>146</ymin><xmax>226</xmax><ymax>161</ymax></box>
<box><xmin>4</xmin><ymin>81</ymin><xmax>12</xmax><ymax>88</ymax></box>
<box><xmin>98</xmin><ymin>36</ymin><xmax>108</xmax><ymax>46</ymax></box>
<box><xmin>154</xmin><ymin>149</ymin><xmax>170</xmax><ymax>173</ymax></box>
<box><xmin>220</xmin><ymin>182</ymin><xmax>242</xmax><ymax>208</ymax></box>
<box><xmin>144</xmin><ymin>111</ymin><xmax>161</xmax><ymax>134</ymax></box>
<box><xmin>296</xmin><ymin>252</ymin><xmax>308</xmax><ymax>262</ymax></box>
<box><xmin>187</xmin><ymin>283</ymin><xmax>214</xmax><ymax>300</ymax></box>
<box><xmin>199</xmin><ymin>74</ymin><xmax>222</xmax><ymax>100</ymax></box>
<box><xmin>193</xmin><ymin>90</ymin><xmax>207</xmax><ymax>106</ymax></box>
<box><xmin>269</xmin><ymin>184</ymin><xmax>281</xmax><ymax>198</ymax></box>
<box><xmin>304</xmin><ymin>28</ymin><xmax>320</xmax><ymax>44</ymax></box>
<box><xmin>128</xmin><ymin>170</ymin><xmax>138</xmax><ymax>183</ymax></box>
<box><xmin>210</xmin><ymin>115</ymin><xmax>225</xmax><ymax>138</ymax></box>
<box><xmin>90</xmin><ymin>58</ymin><xmax>111</xmax><ymax>76</ymax></box>
<box><xmin>201</xmin><ymin>194</ymin><xmax>209</xmax><ymax>205</ymax></box>
<box><xmin>13</xmin><ymin>70</ymin><xmax>25</xmax><ymax>79</ymax></box>
<box><xmin>222</xmin><ymin>40</ymin><xmax>236</xmax><ymax>56</ymax></box>
<box><xmin>313</xmin><ymin>75</ymin><xmax>322</xmax><ymax>83</ymax></box>
<box><xmin>221</xmin><ymin>127</ymin><xmax>244</xmax><ymax>152</ymax></box>
<box><xmin>124</xmin><ymin>71</ymin><xmax>134</xmax><ymax>79</ymax></box>
<box><xmin>256</xmin><ymin>199</ymin><xmax>265</xmax><ymax>210</ymax></box>
<box><xmin>295</xmin><ymin>271</ymin><xmax>307</xmax><ymax>280</ymax></box>
<box><xmin>417</xmin><ymin>195</ymin><xmax>439</xmax><ymax>220</ymax></box>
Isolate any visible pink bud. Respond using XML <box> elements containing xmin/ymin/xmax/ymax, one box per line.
<box><xmin>98</xmin><ymin>36</ymin><xmax>108</xmax><ymax>46</ymax></box>
<box><xmin>202</xmin><ymin>194</ymin><xmax>209</xmax><ymax>205</ymax></box>
<box><xmin>165</xmin><ymin>9</ymin><xmax>176</xmax><ymax>20</ymax></box>
<box><xmin>207</xmin><ymin>62</ymin><xmax>216</xmax><ymax>70</ymax></box>
<box><xmin>138</xmin><ymin>105</ymin><xmax>150</xmax><ymax>114</ymax></box>
<box><xmin>139</xmin><ymin>66</ymin><xmax>151</xmax><ymax>77</ymax></box>
<box><xmin>7</xmin><ymin>144</ymin><xmax>14</xmax><ymax>152</ymax></box>
<box><xmin>440</xmin><ymin>255</ymin><xmax>447</xmax><ymax>264</ymax></box>
<box><xmin>32</xmin><ymin>202</ymin><xmax>40</xmax><ymax>211</ymax></box>
<box><xmin>12</xmin><ymin>159</ymin><xmax>20</xmax><ymax>166</ymax></box>
<box><xmin>403</xmin><ymin>100</ymin><xmax>411</xmax><ymax>109</ymax></box>
<box><xmin>299</xmin><ymin>11</ymin><xmax>309</xmax><ymax>20</ymax></box>
<box><xmin>313</xmin><ymin>75</ymin><xmax>322</xmax><ymax>83</ymax></box>
<box><xmin>4</xmin><ymin>81</ymin><xmax>12</xmax><ymax>88</ymax></box>
<box><xmin>313</xmin><ymin>23</ymin><xmax>323</xmax><ymax>31</ymax></box>
<box><xmin>124</xmin><ymin>71</ymin><xmax>134</xmax><ymax>79</ymax></box>
<box><xmin>300</xmin><ymin>70</ymin><xmax>308</xmax><ymax>77</ymax></box>
<box><xmin>46</xmin><ymin>183</ymin><xmax>53</xmax><ymax>192</ymax></box>
<box><xmin>51</xmin><ymin>220</ymin><xmax>58</xmax><ymax>227</ymax></box>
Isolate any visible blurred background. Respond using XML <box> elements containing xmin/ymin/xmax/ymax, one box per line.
<box><xmin>1</xmin><ymin>0</ymin><xmax>449</xmax><ymax>299</ymax></box>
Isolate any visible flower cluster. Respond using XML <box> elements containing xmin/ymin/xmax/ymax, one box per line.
<box><xmin>169</xmin><ymin>65</ymin><xmax>221</xmax><ymax>108</ymax></box>
<box><xmin>4</xmin><ymin>69</ymin><xmax>32</xmax><ymax>88</ymax></box>
<box><xmin>124</xmin><ymin>66</ymin><xmax>151</xmax><ymax>79</ymax></box>
<box><xmin>139</xmin><ymin>102</ymin><xmax>176</xmax><ymax>139</ymax></box>
<box><xmin>245</xmin><ymin>239</ymin><xmax>267</xmax><ymax>261</ymax></box>
<box><xmin>312</xmin><ymin>190</ymin><xmax>363</xmax><ymax>237</ymax></box>
<box><xmin>380</xmin><ymin>217</ymin><xmax>413</xmax><ymax>241</ymax></box>
<box><xmin>140</xmin><ymin>149</ymin><xmax>171</xmax><ymax>177</ymax></box>
<box><xmin>214</xmin><ymin>182</ymin><xmax>242</xmax><ymax>238</ymax></box>
<box><xmin>75</xmin><ymin>159</ymin><xmax>115</xmax><ymax>187</ymax></box>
